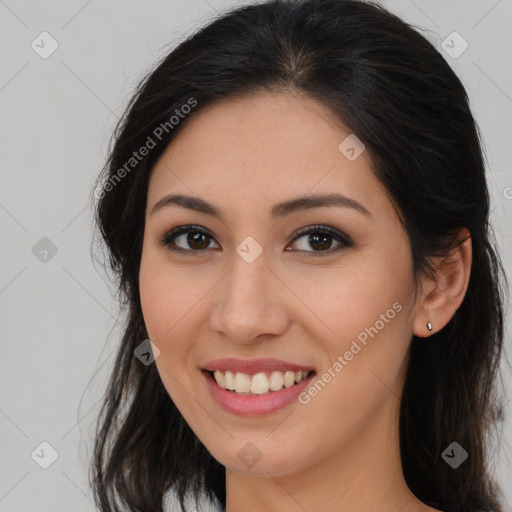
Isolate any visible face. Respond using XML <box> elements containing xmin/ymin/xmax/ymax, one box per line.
<box><xmin>139</xmin><ymin>90</ymin><xmax>419</xmax><ymax>478</ymax></box>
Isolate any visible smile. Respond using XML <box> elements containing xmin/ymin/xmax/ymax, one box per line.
<box><xmin>201</xmin><ymin>357</ymin><xmax>316</xmax><ymax>416</ymax></box>
<box><xmin>211</xmin><ymin>369</ymin><xmax>312</xmax><ymax>395</ymax></box>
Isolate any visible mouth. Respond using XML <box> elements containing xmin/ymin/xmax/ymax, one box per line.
<box><xmin>204</xmin><ymin>369</ymin><xmax>315</xmax><ymax>395</ymax></box>
<box><xmin>200</xmin><ymin>358</ymin><xmax>317</xmax><ymax>416</ymax></box>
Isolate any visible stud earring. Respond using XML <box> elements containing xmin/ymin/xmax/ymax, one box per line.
<box><xmin>427</xmin><ymin>321</ymin><xmax>433</xmax><ymax>332</ymax></box>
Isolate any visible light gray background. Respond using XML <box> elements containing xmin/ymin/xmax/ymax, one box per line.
<box><xmin>0</xmin><ymin>1</ymin><xmax>511</xmax><ymax>511</ymax></box>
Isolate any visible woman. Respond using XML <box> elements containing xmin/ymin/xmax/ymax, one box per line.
<box><xmin>90</xmin><ymin>1</ymin><xmax>508</xmax><ymax>511</ymax></box>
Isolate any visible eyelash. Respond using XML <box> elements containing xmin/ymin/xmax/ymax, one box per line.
<box><xmin>157</xmin><ymin>224</ymin><xmax>353</xmax><ymax>257</ymax></box>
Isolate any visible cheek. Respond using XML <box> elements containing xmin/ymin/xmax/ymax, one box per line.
<box><xmin>291</xmin><ymin>248</ymin><xmax>413</xmax><ymax>417</ymax></box>
<box><xmin>139</xmin><ymin>248</ymin><xmax>200</xmax><ymax>343</ymax></box>
<box><xmin>139</xmin><ymin>252</ymin><xmax>193</xmax><ymax>394</ymax></box>
<box><xmin>139</xmin><ymin>248</ymin><xmax>215</xmax><ymax>409</ymax></box>
<box><xmin>139</xmin><ymin>266</ymin><xmax>199</xmax><ymax>424</ymax></box>
<box><xmin>293</xmin><ymin>304</ymin><xmax>410</xmax><ymax>462</ymax></box>
<box><xmin>290</xmin><ymin>248</ymin><xmax>412</xmax><ymax>350</ymax></box>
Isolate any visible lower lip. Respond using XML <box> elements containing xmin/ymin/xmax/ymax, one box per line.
<box><xmin>202</xmin><ymin>370</ymin><xmax>315</xmax><ymax>416</ymax></box>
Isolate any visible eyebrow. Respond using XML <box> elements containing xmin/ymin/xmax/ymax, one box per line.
<box><xmin>150</xmin><ymin>192</ymin><xmax>371</xmax><ymax>220</ymax></box>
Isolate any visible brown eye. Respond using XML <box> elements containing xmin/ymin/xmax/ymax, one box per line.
<box><xmin>158</xmin><ymin>224</ymin><xmax>352</xmax><ymax>257</ymax></box>
<box><xmin>183</xmin><ymin>231</ymin><xmax>211</xmax><ymax>250</ymax></box>
<box><xmin>303</xmin><ymin>233</ymin><xmax>333</xmax><ymax>251</ymax></box>
<box><xmin>287</xmin><ymin>225</ymin><xmax>353</xmax><ymax>256</ymax></box>
<box><xmin>159</xmin><ymin>226</ymin><xmax>219</xmax><ymax>254</ymax></box>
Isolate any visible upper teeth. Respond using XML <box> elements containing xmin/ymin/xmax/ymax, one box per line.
<box><xmin>213</xmin><ymin>370</ymin><xmax>311</xmax><ymax>395</ymax></box>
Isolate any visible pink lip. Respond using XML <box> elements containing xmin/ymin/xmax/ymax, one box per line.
<box><xmin>202</xmin><ymin>357</ymin><xmax>315</xmax><ymax>375</ymax></box>
<box><xmin>201</xmin><ymin>363</ymin><xmax>316</xmax><ymax>416</ymax></box>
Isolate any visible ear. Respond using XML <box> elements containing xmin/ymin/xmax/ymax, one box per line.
<box><xmin>412</xmin><ymin>227</ymin><xmax>472</xmax><ymax>338</ymax></box>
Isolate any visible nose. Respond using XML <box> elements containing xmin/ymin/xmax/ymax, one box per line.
<box><xmin>208</xmin><ymin>247</ymin><xmax>290</xmax><ymax>345</ymax></box>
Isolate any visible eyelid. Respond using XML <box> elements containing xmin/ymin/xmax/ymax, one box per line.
<box><xmin>157</xmin><ymin>225</ymin><xmax>218</xmax><ymax>254</ymax></box>
<box><xmin>157</xmin><ymin>223</ymin><xmax>353</xmax><ymax>256</ymax></box>
<box><xmin>288</xmin><ymin>224</ymin><xmax>352</xmax><ymax>246</ymax></box>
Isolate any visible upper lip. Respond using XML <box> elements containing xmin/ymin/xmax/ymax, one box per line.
<box><xmin>201</xmin><ymin>357</ymin><xmax>316</xmax><ymax>374</ymax></box>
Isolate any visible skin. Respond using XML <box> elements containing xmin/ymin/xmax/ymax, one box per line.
<box><xmin>139</xmin><ymin>90</ymin><xmax>472</xmax><ymax>512</ymax></box>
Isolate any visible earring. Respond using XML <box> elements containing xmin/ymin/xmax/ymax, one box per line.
<box><xmin>427</xmin><ymin>321</ymin><xmax>433</xmax><ymax>332</ymax></box>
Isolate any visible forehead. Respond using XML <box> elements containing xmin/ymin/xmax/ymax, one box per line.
<box><xmin>146</xmin><ymin>91</ymin><xmax>388</xmax><ymax>221</ymax></box>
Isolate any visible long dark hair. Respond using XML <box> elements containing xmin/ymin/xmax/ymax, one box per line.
<box><xmin>89</xmin><ymin>1</ymin><xmax>509</xmax><ymax>511</ymax></box>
